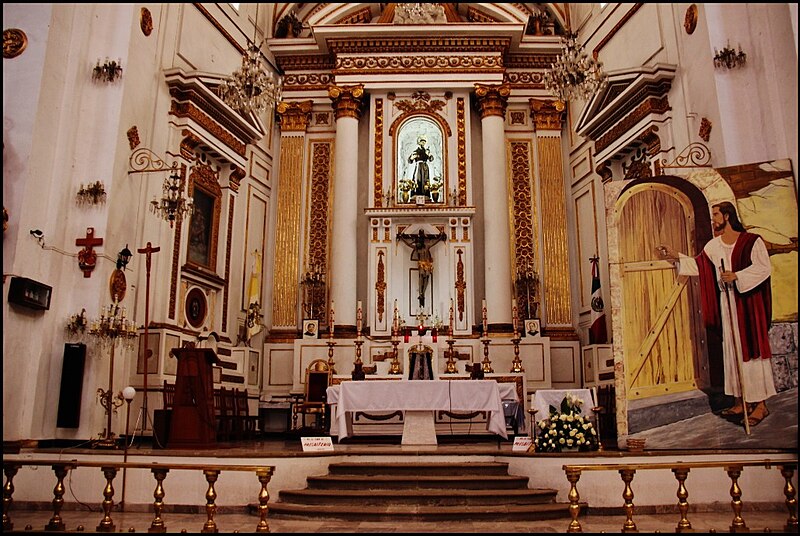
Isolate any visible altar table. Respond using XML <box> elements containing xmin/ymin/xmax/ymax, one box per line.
<box><xmin>326</xmin><ymin>379</ymin><xmax>509</xmax><ymax>444</ymax></box>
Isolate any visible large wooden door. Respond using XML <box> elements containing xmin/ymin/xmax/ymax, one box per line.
<box><xmin>615</xmin><ymin>184</ymin><xmax>709</xmax><ymax>400</ymax></box>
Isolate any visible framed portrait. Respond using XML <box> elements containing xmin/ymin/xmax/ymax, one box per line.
<box><xmin>524</xmin><ymin>319</ymin><xmax>541</xmax><ymax>337</ymax></box>
<box><xmin>186</xmin><ymin>164</ymin><xmax>221</xmax><ymax>271</ymax></box>
<box><xmin>302</xmin><ymin>319</ymin><xmax>319</xmax><ymax>339</ymax></box>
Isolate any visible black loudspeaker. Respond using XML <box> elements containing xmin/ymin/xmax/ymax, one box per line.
<box><xmin>57</xmin><ymin>343</ymin><xmax>86</xmax><ymax>428</ymax></box>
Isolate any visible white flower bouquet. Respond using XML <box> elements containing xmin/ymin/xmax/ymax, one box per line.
<box><xmin>534</xmin><ymin>393</ymin><xmax>599</xmax><ymax>452</ymax></box>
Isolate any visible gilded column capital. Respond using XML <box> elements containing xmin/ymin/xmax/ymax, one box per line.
<box><xmin>328</xmin><ymin>84</ymin><xmax>366</xmax><ymax>121</ymax></box>
<box><xmin>276</xmin><ymin>100</ymin><xmax>314</xmax><ymax>132</ymax></box>
<box><xmin>473</xmin><ymin>83</ymin><xmax>511</xmax><ymax>119</ymax></box>
<box><xmin>529</xmin><ymin>98</ymin><xmax>566</xmax><ymax>131</ymax></box>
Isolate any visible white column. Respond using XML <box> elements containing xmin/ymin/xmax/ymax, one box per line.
<box><xmin>475</xmin><ymin>84</ymin><xmax>512</xmax><ymax>328</ymax></box>
<box><xmin>328</xmin><ymin>85</ymin><xmax>365</xmax><ymax>332</ymax></box>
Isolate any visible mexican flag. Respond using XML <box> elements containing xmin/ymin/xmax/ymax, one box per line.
<box><xmin>589</xmin><ymin>256</ymin><xmax>608</xmax><ymax>344</ymax></box>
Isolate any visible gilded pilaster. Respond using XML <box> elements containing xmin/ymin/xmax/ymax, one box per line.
<box><xmin>474</xmin><ymin>83</ymin><xmax>511</xmax><ymax>119</ymax></box>
<box><xmin>374</xmin><ymin>98</ymin><xmax>384</xmax><ymax>207</ymax></box>
<box><xmin>456</xmin><ymin>98</ymin><xmax>467</xmax><ymax>206</ymax></box>
<box><xmin>530</xmin><ymin>98</ymin><xmax>572</xmax><ymax>327</ymax></box>
<box><xmin>328</xmin><ymin>84</ymin><xmax>366</xmax><ymax>121</ymax></box>
<box><xmin>507</xmin><ymin>140</ymin><xmax>539</xmax><ymax>316</ymax></box>
<box><xmin>272</xmin><ymin>105</ymin><xmax>310</xmax><ymax>328</ymax></box>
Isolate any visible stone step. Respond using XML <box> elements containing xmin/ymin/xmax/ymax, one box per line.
<box><xmin>267</xmin><ymin>501</ymin><xmax>585</xmax><ymax>522</ymax></box>
<box><xmin>326</xmin><ymin>461</ymin><xmax>511</xmax><ymax>477</ymax></box>
<box><xmin>305</xmin><ymin>474</ymin><xmax>531</xmax><ymax>490</ymax></box>
<box><xmin>278</xmin><ymin>487</ymin><xmax>559</xmax><ymax>506</ymax></box>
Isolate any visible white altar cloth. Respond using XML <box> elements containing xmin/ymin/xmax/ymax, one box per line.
<box><xmin>327</xmin><ymin>380</ymin><xmax>509</xmax><ymax>440</ymax></box>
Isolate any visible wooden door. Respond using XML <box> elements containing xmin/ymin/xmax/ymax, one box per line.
<box><xmin>615</xmin><ymin>184</ymin><xmax>708</xmax><ymax>400</ymax></box>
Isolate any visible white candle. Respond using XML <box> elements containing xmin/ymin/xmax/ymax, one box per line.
<box><xmin>481</xmin><ymin>299</ymin><xmax>488</xmax><ymax>334</ymax></box>
<box><xmin>449</xmin><ymin>298</ymin><xmax>455</xmax><ymax>334</ymax></box>
<box><xmin>329</xmin><ymin>301</ymin><xmax>335</xmax><ymax>337</ymax></box>
<box><xmin>356</xmin><ymin>301</ymin><xmax>363</xmax><ymax>334</ymax></box>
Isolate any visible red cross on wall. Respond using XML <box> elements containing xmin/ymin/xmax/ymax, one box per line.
<box><xmin>75</xmin><ymin>227</ymin><xmax>103</xmax><ymax>277</ymax></box>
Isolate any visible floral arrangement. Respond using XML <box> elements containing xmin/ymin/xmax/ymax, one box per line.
<box><xmin>534</xmin><ymin>392</ymin><xmax>599</xmax><ymax>452</ymax></box>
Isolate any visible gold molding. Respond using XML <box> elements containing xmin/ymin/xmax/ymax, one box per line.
<box><xmin>334</xmin><ymin>55</ymin><xmax>503</xmax><ymax>75</ymax></box>
<box><xmin>304</xmin><ymin>140</ymin><xmax>334</xmax><ymax>323</ymax></box>
<box><xmin>373</xmin><ymin>99</ymin><xmax>384</xmax><ymax>207</ymax></box>
<box><xmin>474</xmin><ymin>83</ymin><xmax>511</xmax><ymax>119</ymax></box>
<box><xmin>529</xmin><ymin>98</ymin><xmax>566</xmax><ymax>130</ymax></box>
<box><xmin>456</xmin><ymin>98</ymin><xmax>467</xmax><ymax>206</ymax></box>
<box><xmin>276</xmin><ymin>100</ymin><xmax>313</xmax><ymax>132</ymax></box>
<box><xmin>326</xmin><ymin>37</ymin><xmax>511</xmax><ymax>55</ymax></box>
<box><xmin>376</xmin><ymin>250</ymin><xmax>386</xmax><ymax>323</ymax></box>
<box><xmin>455</xmin><ymin>249</ymin><xmax>467</xmax><ymax>322</ymax></box>
<box><xmin>328</xmin><ymin>84</ymin><xmax>366</xmax><ymax>120</ymax></box>
<box><xmin>508</xmin><ymin>140</ymin><xmax>539</xmax><ymax>313</ymax></box>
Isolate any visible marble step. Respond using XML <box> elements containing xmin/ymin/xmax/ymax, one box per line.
<box><xmin>278</xmin><ymin>487</ymin><xmax>558</xmax><ymax>506</ymax></box>
<box><xmin>267</xmin><ymin>501</ymin><xmax>582</xmax><ymax>522</ymax></box>
<box><xmin>305</xmin><ymin>473</ymin><xmax>531</xmax><ymax>490</ymax></box>
<box><xmin>326</xmin><ymin>461</ymin><xmax>512</xmax><ymax>476</ymax></box>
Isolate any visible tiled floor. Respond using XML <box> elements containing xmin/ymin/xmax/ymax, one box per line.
<box><xmin>6</xmin><ymin>508</ymin><xmax>794</xmax><ymax>533</ymax></box>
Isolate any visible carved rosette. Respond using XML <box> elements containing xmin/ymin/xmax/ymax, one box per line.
<box><xmin>474</xmin><ymin>83</ymin><xmax>511</xmax><ymax>119</ymax></box>
<box><xmin>529</xmin><ymin>98</ymin><xmax>566</xmax><ymax>131</ymax></box>
<box><xmin>328</xmin><ymin>84</ymin><xmax>366</xmax><ymax>121</ymax></box>
<box><xmin>140</xmin><ymin>7</ymin><xmax>153</xmax><ymax>36</ymax></box>
<box><xmin>3</xmin><ymin>29</ymin><xmax>27</xmax><ymax>59</ymax></box>
<box><xmin>276</xmin><ymin>100</ymin><xmax>313</xmax><ymax>132</ymax></box>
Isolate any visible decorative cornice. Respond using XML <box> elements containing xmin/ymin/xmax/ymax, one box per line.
<box><xmin>282</xmin><ymin>72</ymin><xmax>335</xmax><ymax>90</ymax></box>
<box><xmin>474</xmin><ymin>83</ymin><xmax>511</xmax><ymax>119</ymax></box>
<box><xmin>333</xmin><ymin>54</ymin><xmax>503</xmax><ymax>75</ymax></box>
<box><xmin>529</xmin><ymin>98</ymin><xmax>566</xmax><ymax>130</ymax></box>
<box><xmin>169</xmin><ymin>100</ymin><xmax>247</xmax><ymax>157</ymax></box>
<box><xmin>326</xmin><ymin>37</ymin><xmax>512</xmax><ymax>55</ymax></box>
<box><xmin>505</xmin><ymin>53</ymin><xmax>559</xmax><ymax>69</ymax></box>
<box><xmin>328</xmin><ymin>84</ymin><xmax>366</xmax><ymax>120</ymax></box>
<box><xmin>276</xmin><ymin>99</ymin><xmax>314</xmax><ymax>132</ymax></box>
<box><xmin>276</xmin><ymin>54</ymin><xmax>336</xmax><ymax>71</ymax></box>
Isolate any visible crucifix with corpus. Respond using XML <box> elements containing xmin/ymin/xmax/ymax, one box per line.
<box><xmin>397</xmin><ymin>228</ymin><xmax>447</xmax><ymax>309</ymax></box>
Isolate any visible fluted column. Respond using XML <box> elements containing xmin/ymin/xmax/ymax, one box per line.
<box><xmin>272</xmin><ymin>100</ymin><xmax>313</xmax><ymax>330</ymax></box>
<box><xmin>474</xmin><ymin>83</ymin><xmax>512</xmax><ymax>331</ymax></box>
<box><xmin>328</xmin><ymin>84</ymin><xmax>365</xmax><ymax>335</ymax></box>
<box><xmin>529</xmin><ymin>98</ymin><xmax>574</xmax><ymax>333</ymax></box>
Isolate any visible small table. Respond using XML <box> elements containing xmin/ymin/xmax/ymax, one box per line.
<box><xmin>326</xmin><ymin>379</ymin><xmax>509</xmax><ymax>445</ymax></box>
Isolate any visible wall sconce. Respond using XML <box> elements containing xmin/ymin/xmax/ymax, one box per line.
<box><xmin>714</xmin><ymin>42</ymin><xmax>747</xmax><ymax>70</ymax></box>
<box><xmin>128</xmin><ymin>148</ymin><xmax>195</xmax><ymax>228</ymax></box>
<box><xmin>116</xmin><ymin>244</ymin><xmax>133</xmax><ymax>270</ymax></box>
<box><xmin>76</xmin><ymin>181</ymin><xmax>107</xmax><ymax>206</ymax></box>
<box><xmin>29</xmin><ymin>228</ymin><xmax>45</xmax><ymax>247</ymax></box>
<box><xmin>92</xmin><ymin>57</ymin><xmax>123</xmax><ymax>83</ymax></box>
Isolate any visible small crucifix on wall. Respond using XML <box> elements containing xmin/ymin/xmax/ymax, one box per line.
<box><xmin>76</xmin><ymin>227</ymin><xmax>103</xmax><ymax>278</ymax></box>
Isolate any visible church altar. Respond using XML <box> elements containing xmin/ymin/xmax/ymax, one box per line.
<box><xmin>327</xmin><ymin>379</ymin><xmax>512</xmax><ymax>444</ymax></box>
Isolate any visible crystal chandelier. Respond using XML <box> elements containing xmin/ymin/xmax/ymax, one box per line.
<box><xmin>150</xmin><ymin>163</ymin><xmax>194</xmax><ymax>228</ymax></box>
<box><xmin>217</xmin><ymin>5</ymin><xmax>281</xmax><ymax>115</ymax></box>
<box><xmin>543</xmin><ymin>32</ymin><xmax>609</xmax><ymax>103</ymax></box>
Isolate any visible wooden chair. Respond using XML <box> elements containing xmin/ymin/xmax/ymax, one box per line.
<box><xmin>162</xmin><ymin>380</ymin><xmax>176</xmax><ymax>410</ymax></box>
<box><xmin>153</xmin><ymin>381</ymin><xmax>176</xmax><ymax>448</ymax></box>
<box><xmin>291</xmin><ymin>359</ymin><xmax>331</xmax><ymax>433</ymax></box>
<box><xmin>233</xmin><ymin>388</ymin><xmax>259</xmax><ymax>440</ymax></box>
<box><xmin>214</xmin><ymin>387</ymin><xmax>234</xmax><ymax>442</ymax></box>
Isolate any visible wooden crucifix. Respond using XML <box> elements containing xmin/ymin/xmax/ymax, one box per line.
<box><xmin>76</xmin><ymin>227</ymin><xmax>103</xmax><ymax>277</ymax></box>
<box><xmin>397</xmin><ymin>229</ymin><xmax>447</xmax><ymax>308</ymax></box>
<box><xmin>136</xmin><ymin>242</ymin><xmax>161</xmax><ymax>446</ymax></box>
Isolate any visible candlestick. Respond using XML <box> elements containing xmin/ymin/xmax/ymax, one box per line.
<box><xmin>512</xmin><ymin>298</ymin><xmax>519</xmax><ymax>336</ymax></box>
<box><xmin>329</xmin><ymin>301</ymin><xmax>335</xmax><ymax>338</ymax></box>
<box><xmin>356</xmin><ymin>300</ymin><xmax>363</xmax><ymax>335</ymax></box>
<box><xmin>481</xmin><ymin>299</ymin><xmax>488</xmax><ymax>336</ymax></box>
<box><xmin>449</xmin><ymin>298</ymin><xmax>455</xmax><ymax>336</ymax></box>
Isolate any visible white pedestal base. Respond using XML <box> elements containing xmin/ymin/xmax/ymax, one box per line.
<box><xmin>401</xmin><ymin>410</ymin><xmax>437</xmax><ymax>445</ymax></box>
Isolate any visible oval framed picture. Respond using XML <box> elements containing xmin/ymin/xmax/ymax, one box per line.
<box><xmin>186</xmin><ymin>287</ymin><xmax>207</xmax><ymax>329</ymax></box>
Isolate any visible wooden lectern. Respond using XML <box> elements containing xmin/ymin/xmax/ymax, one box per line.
<box><xmin>168</xmin><ymin>348</ymin><xmax>220</xmax><ymax>449</ymax></box>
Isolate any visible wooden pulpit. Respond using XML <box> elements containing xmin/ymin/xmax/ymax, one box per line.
<box><xmin>167</xmin><ymin>348</ymin><xmax>220</xmax><ymax>449</ymax></box>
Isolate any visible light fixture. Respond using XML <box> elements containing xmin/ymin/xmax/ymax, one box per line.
<box><xmin>76</xmin><ymin>181</ymin><xmax>107</xmax><ymax>206</ymax></box>
<box><xmin>89</xmin><ymin>297</ymin><xmax>138</xmax><ymax>448</ymax></box>
<box><xmin>92</xmin><ymin>57</ymin><xmax>123</xmax><ymax>83</ymax></box>
<box><xmin>149</xmin><ymin>163</ymin><xmax>194</xmax><ymax>228</ymax></box>
<box><xmin>29</xmin><ymin>228</ymin><xmax>45</xmax><ymax>246</ymax></box>
<box><xmin>217</xmin><ymin>4</ymin><xmax>282</xmax><ymax>115</ymax></box>
<box><xmin>714</xmin><ymin>42</ymin><xmax>746</xmax><ymax>70</ymax></box>
<box><xmin>543</xmin><ymin>31</ymin><xmax>609</xmax><ymax>103</ymax></box>
<box><xmin>116</xmin><ymin>245</ymin><xmax>133</xmax><ymax>270</ymax></box>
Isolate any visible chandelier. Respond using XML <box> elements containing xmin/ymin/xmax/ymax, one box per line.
<box><xmin>150</xmin><ymin>163</ymin><xmax>194</xmax><ymax>228</ymax></box>
<box><xmin>543</xmin><ymin>31</ymin><xmax>608</xmax><ymax>103</ymax></box>
<box><xmin>714</xmin><ymin>42</ymin><xmax>746</xmax><ymax>70</ymax></box>
<box><xmin>217</xmin><ymin>5</ymin><xmax>281</xmax><ymax>115</ymax></box>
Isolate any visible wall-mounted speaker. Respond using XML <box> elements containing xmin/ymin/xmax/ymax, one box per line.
<box><xmin>57</xmin><ymin>343</ymin><xmax>86</xmax><ymax>428</ymax></box>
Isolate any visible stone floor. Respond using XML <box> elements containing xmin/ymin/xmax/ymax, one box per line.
<box><xmin>5</xmin><ymin>508</ymin><xmax>795</xmax><ymax>533</ymax></box>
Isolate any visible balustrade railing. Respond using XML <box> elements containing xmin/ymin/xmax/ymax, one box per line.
<box><xmin>3</xmin><ymin>459</ymin><xmax>274</xmax><ymax>533</ymax></box>
<box><xmin>562</xmin><ymin>459</ymin><xmax>797</xmax><ymax>533</ymax></box>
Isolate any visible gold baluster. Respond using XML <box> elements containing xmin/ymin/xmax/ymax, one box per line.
<box><xmin>672</xmin><ymin>467</ymin><xmax>692</xmax><ymax>532</ymax></box>
<box><xmin>619</xmin><ymin>469</ymin><xmax>638</xmax><ymax>532</ymax></box>
<box><xmin>150</xmin><ymin>467</ymin><xmax>169</xmax><ymax>533</ymax></box>
<box><xmin>565</xmin><ymin>467</ymin><xmax>583</xmax><ymax>532</ymax></box>
<box><xmin>96</xmin><ymin>466</ymin><xmax>118</xmax><ymax>532</ymax></box>
<box><xmin>255</xmin><ymin>468</ymin><xmax>272</xmax><ymax>533</ymax></box>
<box><xmin>3</xmin><ymin>463</ymin><xmax>21</xmax><ymax>531</ymax></box>
<box><xmin>201</xmin><ymin>469</ymin><xmax>219</xmax><ymax>533</ymax></box>
<box><xmin>780</xmin><ymin>464</ymin><xmax>798</xmax><ymax>533</ymax></box>
<box><xmin>45</xmin><ymin>464</ymin><xmax>71</xmax><ymax>531</ymax></box>
<box><xmin>726</xmin><ymin>465</ymin><xmax>748</xmax><ymax>533</ymax></box>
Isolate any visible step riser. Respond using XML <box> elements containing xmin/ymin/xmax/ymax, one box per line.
<box><xmin>277</xmin><ymin>495</ymin><xmax>557</xmax><ymax>506</ymax></box>
<box><xmin>305</xmin><ymin>480</ymin><xmax>530</xmax><ymax>490</ymax></box>
<box><xmin>269</xmin><ymin>510</ymin><xmax>574</xmax><ymax>522</ymax></box>
<box><xmin>327</xmin><ymin>467</ymin><xmax>511</xmax><ymax>477</ymax></box>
